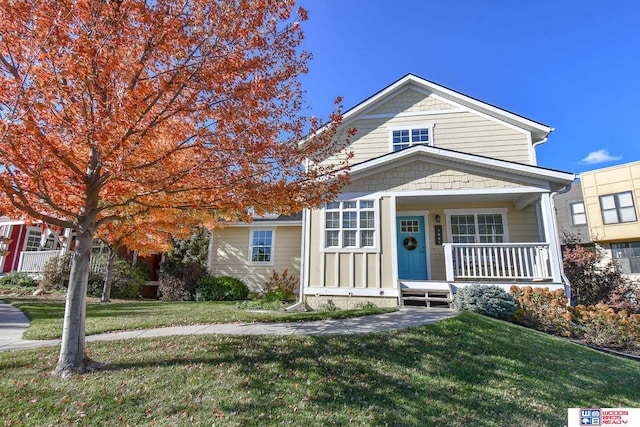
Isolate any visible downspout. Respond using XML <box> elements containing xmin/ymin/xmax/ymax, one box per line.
<box><xmin>550</xmin><ymin>182</ymin><xmax>573</xmax><ymax>305</ymax></box>
<box><xmin>530</xmin><ymin>136</ymin><xmax>549</xmax><ymax>165</ymax></box>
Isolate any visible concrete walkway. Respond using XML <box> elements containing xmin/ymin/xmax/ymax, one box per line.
<box><xmin>0</xmin><ymin>302</ymin><xmax>458</xmax><ymax>352</ymax></box>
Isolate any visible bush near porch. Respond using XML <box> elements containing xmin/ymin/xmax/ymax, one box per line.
<box><xmin>510</xmin><ymin>286</ymin><xmax>640</xmax><ymax>354</ymax></box>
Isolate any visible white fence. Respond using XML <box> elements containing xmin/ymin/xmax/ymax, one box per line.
<box><xmin>443</xmin><ymin>243</ymin><xmax>553</xmax><ymax>282</ymax></box>
<box><xmin>17</xmin><ymin>250</ymin><xmax>107</xmax><ymax>274</ymax></box>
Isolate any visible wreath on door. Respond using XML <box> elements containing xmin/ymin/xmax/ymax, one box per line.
<box><xmin>403</xmin><ymin>236</ymin><xmax>418</xmax><ymax>251</ymax></box>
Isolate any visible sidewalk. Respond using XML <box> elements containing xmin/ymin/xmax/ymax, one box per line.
<box><xmin>0</xmin><ymin>302</ymin><xmax>458</xmax><ymax>352</ymax></box>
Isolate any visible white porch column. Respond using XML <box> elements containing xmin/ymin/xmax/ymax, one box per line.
<box><xmin>59</xmin><ymin>228</ymin><xmax>73</xmax><ymax>256</ymax></box>
<box><xmin>540</xmin><ymin>192</ymin><xmax>563</xmax><ymax>283</ymax></box>
<box><xmin>299</xmin><ymin>208</ymin><xmax>311</xmax><ymax>300</ymax></box>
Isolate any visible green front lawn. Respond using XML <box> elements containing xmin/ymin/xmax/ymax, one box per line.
<box><xmin>1</xmin><ymin>311</ymin><xmax>638</xmax><ymax>426</ymax></box>
<box><xmin>3</xmin><ymin>297</ymin><xmax>396</xmax><ymax>340</ymax></box>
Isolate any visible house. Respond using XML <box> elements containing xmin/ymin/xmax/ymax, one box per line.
<box><xmin>0</xmin><ymin>218</ymin><xmax>71</xmax><ymax>274</ymax></box>
<box><xmin>553</xmin><ymin>181</ymin><xmax>591</xmax><ymax>244</ymax></box>
<box><xmin>0</xmin><ymin>218</ymin><xmax>161</xmax><ymax>280</ymax></box>
<box><xmin>555</xmin><ymin>161</ymin><xmax>640</xmax><ymax>279</ymax></box>
<box><xmin>208</xmin><ymin>74</ymin><xmax>576</xmax><ymax>309</ymax></box>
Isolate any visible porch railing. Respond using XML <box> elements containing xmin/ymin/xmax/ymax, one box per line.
<box><xmin>443</xmin><ymin>243</ymin><xmax>553</xmax><ymax>282</ymax></box>
<box><xmin>17</xmin><ymin>250</ymin><xmax>107</xmax><ymax>274</ymax></box>
<box><xmin>17</xmin><ymin>250</ymin><xmax>62</xmax><ymax>273</ymax></box>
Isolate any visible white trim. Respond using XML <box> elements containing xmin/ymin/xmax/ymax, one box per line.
<box><xmin>304</xmin><ymin>287</ymin><xmax>400</xmax><ymax>298</ymax></box>
<box><xmin>300</xmin><ymin>74</ymin><xmax>552</xmax><ymax>148</ymax></box>
<box><xmin>349</xmin><ymin>145</ymin><xmax>574</xmax><ymax>186</ymax></box>
<box><xmin>350</xmin><ymin>151</ymin><xmax>553</xmax><ymax>190</ymax></box>
<box><xmin>321</xmin><ymin>198</ymin><xmax>381</xmax><ymax>252</ymax></box>
<box><xmin>362</xmin><ymin>109</ymin><xmax>462</xmax><ymax>120</ymax></box>
<box><xmin>390</xmin><ymin>196</ymin><xmax>398</xmax><ymax>287</ymax></box>
<box><xmin>301</xmin><ymin>209</ymin><xmax>311</xmax><ymax>291</ymax></box>
<box><xmin>247</xmin><ymin>227</ymin><xmax>276</xmax><ymax>266</ymax></box>
<box><xmin>387</xmin><ymin>123</ymin><xmax>435</xmax><ymax>152</ymax></box>
<box><xmin>444</xmin><ymin>208</ymin><xmax>510</xmax><ymax>243</ymax></box>
<box><xmin>345</xmin><ymin>187</ymin><xmax>548</xmax><ymax>201</ymax></box>
<box><xmin>395</xmin><ymin>210</ymin><xmax>431</xmax><ymax>280</ymax></box>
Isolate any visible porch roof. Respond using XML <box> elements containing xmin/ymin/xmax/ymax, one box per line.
<box><xmin>348</xmin><ymin>144</ymin><xmax>576</xmax><ymax>193</ymax></box>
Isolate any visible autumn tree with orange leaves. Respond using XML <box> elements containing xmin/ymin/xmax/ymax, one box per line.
<box><xmin>0</xmin><ymin>0</ymin><xmax>352</xmax><ymax>377</ymax></box>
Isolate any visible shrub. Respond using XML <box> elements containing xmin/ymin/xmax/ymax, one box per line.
<box><xmin>510</xmin><ymin>286</ymin><xmax>573</xmax><ymax>336</ymax></box>
<box><xmin>0</xmin><ymin>272</ymin><xmax>38</xmax><ymax>288</ymax></box>
<box><xmin>39</xmin><ymin>253</ymin><xmax>72</xmax><ymax>290</ymax></box>
<box><xmin>453</xmin><ymin>284</ymin><xmax>516</xmax><ymax>319</ymax></box>
<box><xmin>261</xmin><ymin>269</ymin><xmax>298</xmax><ymax>302</ymax></box>
<box><xmin>562</xmin><ymin>245</ymin><xmax>640</xmax><ymax>311</ymax></box>
<box><xmin>86</xmin><ymin>258</ymin><xmax>147</xmax><ymax>299</ymax></box>
<box><xmin>159</xmin><ymin>262</ymin><xmax>207</xmax><ymax>301</ymax></box>
<box><xmin>570</xmin><ymin>304</ymin><xmax>640</xmax><ymax>350</ymax></box>
<box><xmin>195</xmin><ymin>276</ymin><xmax>249</xmax><ymax>301</ymax></box>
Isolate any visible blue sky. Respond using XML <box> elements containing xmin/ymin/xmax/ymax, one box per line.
<box><xmin>298</xmin><ymin>0</ymin><xmax>640</xmax><ymax>175</ymax></box>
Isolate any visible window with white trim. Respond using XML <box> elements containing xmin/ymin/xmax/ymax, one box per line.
<box><xmin>325</xmin><ymin>200</ymin><xmax>376</xmax><ymax>248</ymax></box>
<box><xmin>570</xmin><ymin>202</ymin><xmax>587</xmax><ymax>226</ymax></box>
<box><xmin>249</xmin><ymin>229</ymin><xmax>273</xmax><ymax>264</ymax></box>
<box><xmin>24</xmin><ymin>229</ymin><xmax>55</xmax><ymax>251</ymax></box>
<box><xmin>600</xmin><ymin>191</ymin><xmax>637</xmax><ymax>224</ymax></box>
<box><xmin>449</xmin><ymin>213</ymin><xmax>505</xmax><ymax>243</ymax></box>
<box><xmin>390</xmin><ymin>124</ymin><xmax>433</xmax><ymax>152</ymax></box>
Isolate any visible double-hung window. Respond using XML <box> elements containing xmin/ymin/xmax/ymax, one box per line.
<box><xmin>390</xmin><ymin>124</ymin><xmax>434</xmax><ymax>152</ymax></box>
<box><xmin>600</xmin><ymin>191</ymin><xmax>637</xmax><ymax>224</ymax></box>
<box><xmin>570</xmin><ymin>202</ymin><xmax>587</xmax><ymax>226</ymax></box>
<box><xmin>249</xmin><ymin>229</ymin><xmax>273</xmax><ymax>264</ymax></box>
<box><xmin>325</xmin><ymin>200</ymin><xmax>376</xmax><ymax>249</ymax></box>
<box><xmin>448</xmin><ymin>210</ymin><xmax>507</xmax><ymax>243</ymax></box>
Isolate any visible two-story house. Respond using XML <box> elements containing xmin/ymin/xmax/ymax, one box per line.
<box><xmin>208</xmin><ymin>74</ymin><xmax>576</xmax><ymax>309</ymax></box>
<box><xmin>557</xmin><ymin>161</ymin><xmax>640</xmax><ymax>280</ymax></box>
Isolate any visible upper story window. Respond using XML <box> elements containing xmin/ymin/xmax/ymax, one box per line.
<box><xmin>249</xmin><ymin>229</ymin><xmax>273</xmax><ymax>264</ymax></box>
<box><xmin>600</xmin><ymin>191</ymin><xmax>637</xmax><ymax>224</ymax></box>
<box><xmin>570</xmin><ymin>202</ymin><xmax>587</xmax><ymax>226</ymax></box>
<box><xmin>325</xmin><ymin>200</ymin><xmax>377</xmax><ymax>249</ymax></box>
<box><xmin>447</xmin><ymin>210</ymin><xmax>507</xmax><ymax>243</ymax></box>
<box><xmin>389</xmin><ymin>124</ymin><xmax>434</xmax><ymax>152</ymax></box>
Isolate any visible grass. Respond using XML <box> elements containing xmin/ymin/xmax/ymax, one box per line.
<box><xmin>1</xmin><ymin>295</ymin><xmax>396</xmax><ymax>340</ymax></box>
<box><xmin>0</xmin><ymin>311</ymin><xmax>638</xmax><ymax>426</ymax></box>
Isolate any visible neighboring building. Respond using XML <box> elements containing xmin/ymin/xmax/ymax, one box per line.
<box><xmin>0</xmin><ymin>218</ymin><xmax>69</xmax><ymax>274</ymax></box>
<box><xmin>579</xmin><ymin>161</ymin><xmax>640</xmax><ymax>279</ymax></box>
<box><xmin>554</xmin><ymin>181</ymin><xmax>591</xmax><ymax>244</ymax></box>
<box><xmin>208</xmin><ymin>74</ymin><xmax>576</xmax><ymax>309</ymax></box>
<box><xmin>0</xmin><ymin>218</ymin><xmax>161</xmax><ymax>280</ymax></box>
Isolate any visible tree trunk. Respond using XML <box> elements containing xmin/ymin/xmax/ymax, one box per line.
<box><xmin>100</xmin><ymin>245</ymin><xmax>117</xmax><ymax>303</ymax></box>
<box><xmin>53</xmin><ymin>225</ymin><xmax>103</xmax><ymax>377</ymax></box>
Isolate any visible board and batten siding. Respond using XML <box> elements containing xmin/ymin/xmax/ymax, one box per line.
<box><xmin>321</xmin><ymin>88</ymin><xmax>532</xmax><ymax>167</ymax></box>
<box><xmin>209</xmin><ymin>225</ymin><xmax>302</xmax><ymax>290</ymax></box>
<box><xmin>307</xmin><ymin>197</ymin><xmax>395</xmax><ymax>290</ymax></box>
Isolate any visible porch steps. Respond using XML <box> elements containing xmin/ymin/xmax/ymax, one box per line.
<box><xmin>399</xmin><ymin>281</ymin><xmax>454</xmax><ymax>309</ymax></box>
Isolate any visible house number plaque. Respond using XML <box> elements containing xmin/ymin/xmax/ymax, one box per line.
<box><xmin>434</xmin><ymin>225</ymin><xmax>443</xmax><ymax>245</ymax></box>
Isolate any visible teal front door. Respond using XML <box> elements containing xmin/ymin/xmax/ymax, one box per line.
<box><xmin>397</xmin><ymin>216</ymin><xmax>428</xmax><ymax>280</ymax></box>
